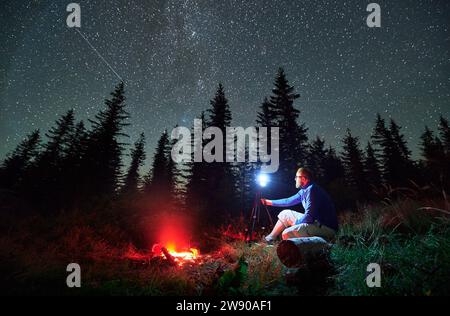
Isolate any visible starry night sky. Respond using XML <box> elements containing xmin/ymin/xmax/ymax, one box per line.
<box><xmin>1</xmin><ymin>0</ymin><xmax>449</xmax><ymax>170</ymax></box>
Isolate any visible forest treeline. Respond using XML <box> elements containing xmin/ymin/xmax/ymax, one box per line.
<box><xmin>0</xmin><ymin>68</ymin><xmax>449</xmax><ymax>234</ymax></box>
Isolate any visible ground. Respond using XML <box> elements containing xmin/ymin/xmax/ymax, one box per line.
<box><xmin>0</xmin><ymin>196</ymin><xmax>449</xmax><ymax>296</ymax></box>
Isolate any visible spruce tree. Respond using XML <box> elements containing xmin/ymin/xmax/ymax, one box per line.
<box><xmin>204</xmin><ymin>84</ymin><xmax>237</xmax><ymax>224</ymax></box>
<box><xmin>269</xmin><ymin>68</ymin><xmax>308</xmax><ymax>195</ymax></box>
<box><xmin>64</xmin><ymin>121</ymin><xmax>88</xmax><ymax>165</ymax></box>
<box><xmin>0</xmin><ymin>130</ymin><xmax>41</xmax><ymax>191</ymax></box>
<box><xmin>256</xmin><ymin>97</ymin><xmax>276</xmax><ymax>128</ymax></box>
<box><xmin>82</xmin><ymin>82</ymin><xmax>130</xmax><ymax>200</ymax></box>
<box><xmin>420</xmin><ymin>127</ymin><xmax>442</xmax><ymax>164</ymax></box>
<box><xmin>307</xmin><ymin>136</ymin><xmax>327</xmax><ymax>185</ymax></box>
<box><xmin>185</xmin><ymin>113</ymin><xmax>210</xmax><ymax>224</ymax></box>
<box><xmin>437</xmin><ymin>116</ymin><xmax>450</xmax><ymax>190</ymax></box>
<box><xmin>341</xmin><ymin>129</ymin><xmax>367</xmax><ymax>200</ymax></box>
<box><xmin>322</xmin><ymin>146</ymin><xmax>345</xmax><ymax>186</ymax></box>
<box><xmin>372</xmin><ymin>114</ymin><xmax>417</xmax><ymax>188</ymax></box>
<box><xmin>364</xmin><ymin>142</ymin><xmax>382</xmax><ymax>196</ymax></box>
<box><xmin>371</xmin><ymin>114</ymin><xmax>396</xmax><ymax>186</ymax></box>
<box><xmin>61</xmin><ymin>121</ymin><xmax>89</xmax><ymax>208</ymax></box>
<box><xmin>122</xmin><ymin>133</ymin><xmax>146</xmax><ymax>197</ymax></box>
<box><xmin>168</xmin><ymin>126</ymin><xmax>185</xmax><ymax>210</ymax></box>
<box><xmin>439</xmin><ymin>116</ymin><xmax>450</xmax><ymax>154</ymax></box>
<box><xmin>22</xmin><ymin>110</ymin><xmax>75</xmax><ymax>212</ymax></box>
<box><xmin>389</xmin><ymin>119</ymin><xmax>416</xmax><ymax>185</ymax></box>
<box><xmin>42</xmin><ymin>110</ymin><xmax>75</xmax><ymax>161</ymax></box>
<box><xmin>208</xmin><ymin>84</ymin><xmax>232</xmax><ymax>130</ymax></box>
<box><xmin>146</xmin><ymin>131</ymin><xmax>171</xmax><ymax>196</ymax></box>
<box><xmin>256</xmin><ymin>97</ymin><xmax>277</xmax><ymax>163</ymax></box>
<box><xmin>420</xmin><ymin>126</ymin><xmax>447</xmax><ymax>188</ymax></box>
<box><xmin>389</xmin><ymin>119</ymin><xmax>412</xmax><ymax>162</ymax></box>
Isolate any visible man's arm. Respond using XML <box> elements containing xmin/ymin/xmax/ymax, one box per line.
<box><xmin>261</xmin><ymin>191</ymin><xmax>302</xmax><ymax>208</ymax></box>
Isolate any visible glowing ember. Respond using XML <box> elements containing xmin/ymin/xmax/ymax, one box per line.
<box><xmin>167</xmin><ymin>247</ymin><xmax>199</xmax><ymax>260</ymax></box>
<box><xmin>152</xmin><ymin>243</ymin><xmax>200</xmax><ymax>266</ymax></box>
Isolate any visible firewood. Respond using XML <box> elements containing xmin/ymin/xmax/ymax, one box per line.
<box><xmin>161</xmin><ymin>247</ymin><xmax>177</xmax><ymax>266</ymax></box>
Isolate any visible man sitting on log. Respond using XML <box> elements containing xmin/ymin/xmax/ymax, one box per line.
<box><xmin>261</xmin><ymin>168</ymin><xmax>338</xmax><ymax>243</ymax></box>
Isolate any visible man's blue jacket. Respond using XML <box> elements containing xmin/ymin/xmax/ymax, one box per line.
<box><xmin>271</xmin><ymin>182</ymin><xmax>339</xmax><ymax>231</ymax></box>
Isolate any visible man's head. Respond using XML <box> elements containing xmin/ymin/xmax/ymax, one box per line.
<box><xmin>295</xmin><ymin>167</ymin><xmax>313</xmax><ymax>189</ymax></box>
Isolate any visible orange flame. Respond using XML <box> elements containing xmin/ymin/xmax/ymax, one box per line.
<box><xmin>167</xmin><ymin>246</ymin><xmax>199</xmax><ymax>260</ymax></box>
<box><xmin>153</xmin><ymin>243</ymin><xmax>200</xmax><ymax>266</ymax></box>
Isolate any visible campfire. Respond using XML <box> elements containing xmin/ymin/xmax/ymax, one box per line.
<box><xmin>124</xmin><ymin>212</ymin><xmax>204</xmax><ymax>268</ymax></box>
<box><xmin>152</xmin><ymin>243</ymin><xmax>201</xmax><ymax>267</ymax></box>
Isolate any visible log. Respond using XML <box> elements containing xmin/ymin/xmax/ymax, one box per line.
<box><xmin>161</xmin><ymin>247</ymin><xmax>177</xmax><ymax>266</ymax></box>
<box><xmin>276</xmin><ymin>237</ymin><xmax>331</xmax><ymax>268</ymax></box>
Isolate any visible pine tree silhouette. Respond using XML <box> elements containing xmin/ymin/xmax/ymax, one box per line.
<box><xmin>208</xmin><ymin>84</ymin><xmax>232</xmax><ymax>129</ymax></box>
<box><xmin>341</xmin><ymin>129</ymin><xmax>368</xmax><ymax>201</ymax></box>
<box><xmin>437</xmin><ymin>116</ymin><xmax>450</xmax><ymax>190</ymax></box>
<box><xmin>145</xmin><ymin>131</ymin><xmax>172</xmax><ymax>197</ymax></box>
<box><xmin>202</xmin><ymin>84</ymin><xmax>237</xmax><ymax>224</ymax></box>
<box><xmin>322</xmin><ymin>146</ymin><xmax>345</xmax><ymax>186</ymax></box>
<box><xmin>255</xmin><ymin>97</ymin><xmax>277</xmax><ymax>167</ymax></box>
<box><xmin>168</xmin><ymin>126</ymin><xmax>186</xmax><ymax>210</ymax></box>
<box><xmin>122</xmin><ymin>133</ymin><xmax>146</xmax><ymax>197</ymax></box>
<box><xmin>64</xmin><ymin>121</ymin><xmax>88</xmax><ymax>164</ymax></box>
<box><xmin>364</xmin><ymin>142</ymin><xmax>382</xmax><ymax>198</ymax></box>
<box><xmin>269</xmin><ymin>68</ymin><xmax>308</xmax><ymax>196</ymax></box>
<box><xmin>371</xmin><ymin>114</ymin><xmax>417</xmax><ymax>188</ymax></box>
<box><xmin>421</xmin><ymin>125</ymin><xmax>448</xmax><ymax>190</ymax></box>
<box><xmin>185</xmin><ymin>113</ymin><xmax>211</xmax><ymax>228</ymax></box>
<box><xmin>389</xmin><ymin>120</ymin><xmax>412</xmax><ymax>161</ymax></box>
<box><xmin>371</xmin><ymin>114</ymin><xmax>396</xmax><ymax>186</ymax></box>
<box><xmin>61</xmin><ymin>120</ymin><xmax>89</xmax><ymax>208</ymax></box>
<box><xmin>81</xmin><ymin>82</ymin><xmax>130</xmax><ymax>201</ymax></box>
<box><xmin>420</xmin><ymin>127</ymin><xmax>443</xmax><ymax>164</ymax></box>
<box><xmin>307</xmin><ymin>136</ymin><xmax>327</xmax><ymax>185</ymax></box>
<box><xmin>0</xmin><ymin>130</ymin><xmax>41</xmax><ymax>193</ymax></box>
<box><xmin>256</xmin><ymin>97</ymin><xmax>276</xmax><ymax>128</ymax></box>
<box><xmin>236</xmin><ymin>159</ymin><xmax>257</xmax><ymax>219</ymax></box>
<box><xmin>439</xmin><ymin>116</ymin><xmax>450</xmax><ymax>154</ymax></box>
<box><xmin>17</xmin><ymin>110</ymin><xmax>76</xmax><ymax>212</ymax></box>
<box><xmin>43</xmin><ymin>110</ymin><xmax>75</xmax><ymax>159</ymax></box>
<box><xmin>389</xmin><ymin>119</ymin><xmax>416</xmax><ymax>186</ymax></box>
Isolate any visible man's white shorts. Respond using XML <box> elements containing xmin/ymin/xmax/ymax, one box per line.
<box><xmin>278</xmin><ymin>209</ymin><xmax>336</xmax><ymax>241</ymax></box>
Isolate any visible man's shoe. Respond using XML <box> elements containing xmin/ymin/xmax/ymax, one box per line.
<box><xmin>262</xmin><ymin>235</ymin><xmax>276</xmax><ymax>245</ymax></box>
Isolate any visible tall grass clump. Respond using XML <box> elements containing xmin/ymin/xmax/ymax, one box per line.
<box><xmin>330</xmin><ymin>196</ymin><xmax>450</xmax><ymax>296</ymax></box>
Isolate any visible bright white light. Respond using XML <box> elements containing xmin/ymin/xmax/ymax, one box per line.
<box><xmin>257</xmin><ymin>173</ymin><xmax>269</xmax><ymax>187</ymax></box>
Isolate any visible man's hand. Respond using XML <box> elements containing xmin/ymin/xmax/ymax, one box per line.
<box><xmin>261</xmin><ymin>199</ymin><xmax>273</xmax><ymax>206</ymax></box>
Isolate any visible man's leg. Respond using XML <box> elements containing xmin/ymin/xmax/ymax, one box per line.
<box><xmin>265</xmin><ymin>210</ymin><xmax>303</xmax><ymax>242</ymax></box>
<box><xmin>282</xmin><ymin>223</ymin><xmax>310</xmax><ymax>240</ymax></box>
<box><xmin>282</xmin><ymin>223</ymin><xmax>336</xmax><ymax>241</ymax></box>
<box><xmin>265</xmin><ymin>220</ymin><xmax>286</xmax><ymax>242</ymax></box>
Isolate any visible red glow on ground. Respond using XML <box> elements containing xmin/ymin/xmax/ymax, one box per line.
<box><xmin>151</xmin><ymin>212</ymin><xmax>201</xmax><ymax>266</ymax></box>
<box><xmin>223</xmin><ymin>225</ymin><xmax>257</xmax><ymax>241</ymax></box>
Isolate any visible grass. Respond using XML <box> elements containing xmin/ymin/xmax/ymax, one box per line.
<box><xmin>0</xmin><ymin>196</ymin><xmax>449</xmax><ymax>296</ymax></box>
<box><xmin>330</xmin><ymin>198</ymin><xmax>450</xmax><ymax>296</ymax></box>
<box><xmin>0</xmin><ymin>210</ymin><xmax>291</xmax><ymax>296</ymax></box>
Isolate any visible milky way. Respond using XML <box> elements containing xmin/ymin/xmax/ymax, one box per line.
<box><xmin>1</xmin><ymin>0</ymin><xmax>449</xmax><ymax>170</ymax></box>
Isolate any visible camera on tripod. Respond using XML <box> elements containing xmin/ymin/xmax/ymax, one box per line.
<box><xmin>245</xmin><ymin>172</ymin><xmax>274</xmax><ymax>242</ymax></box>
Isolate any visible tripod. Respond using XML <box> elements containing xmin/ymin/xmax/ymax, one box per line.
<box><xmin>245</xmin><ymin>190</ymin><xmax>274</xmax><ymax>242</ymax></box>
